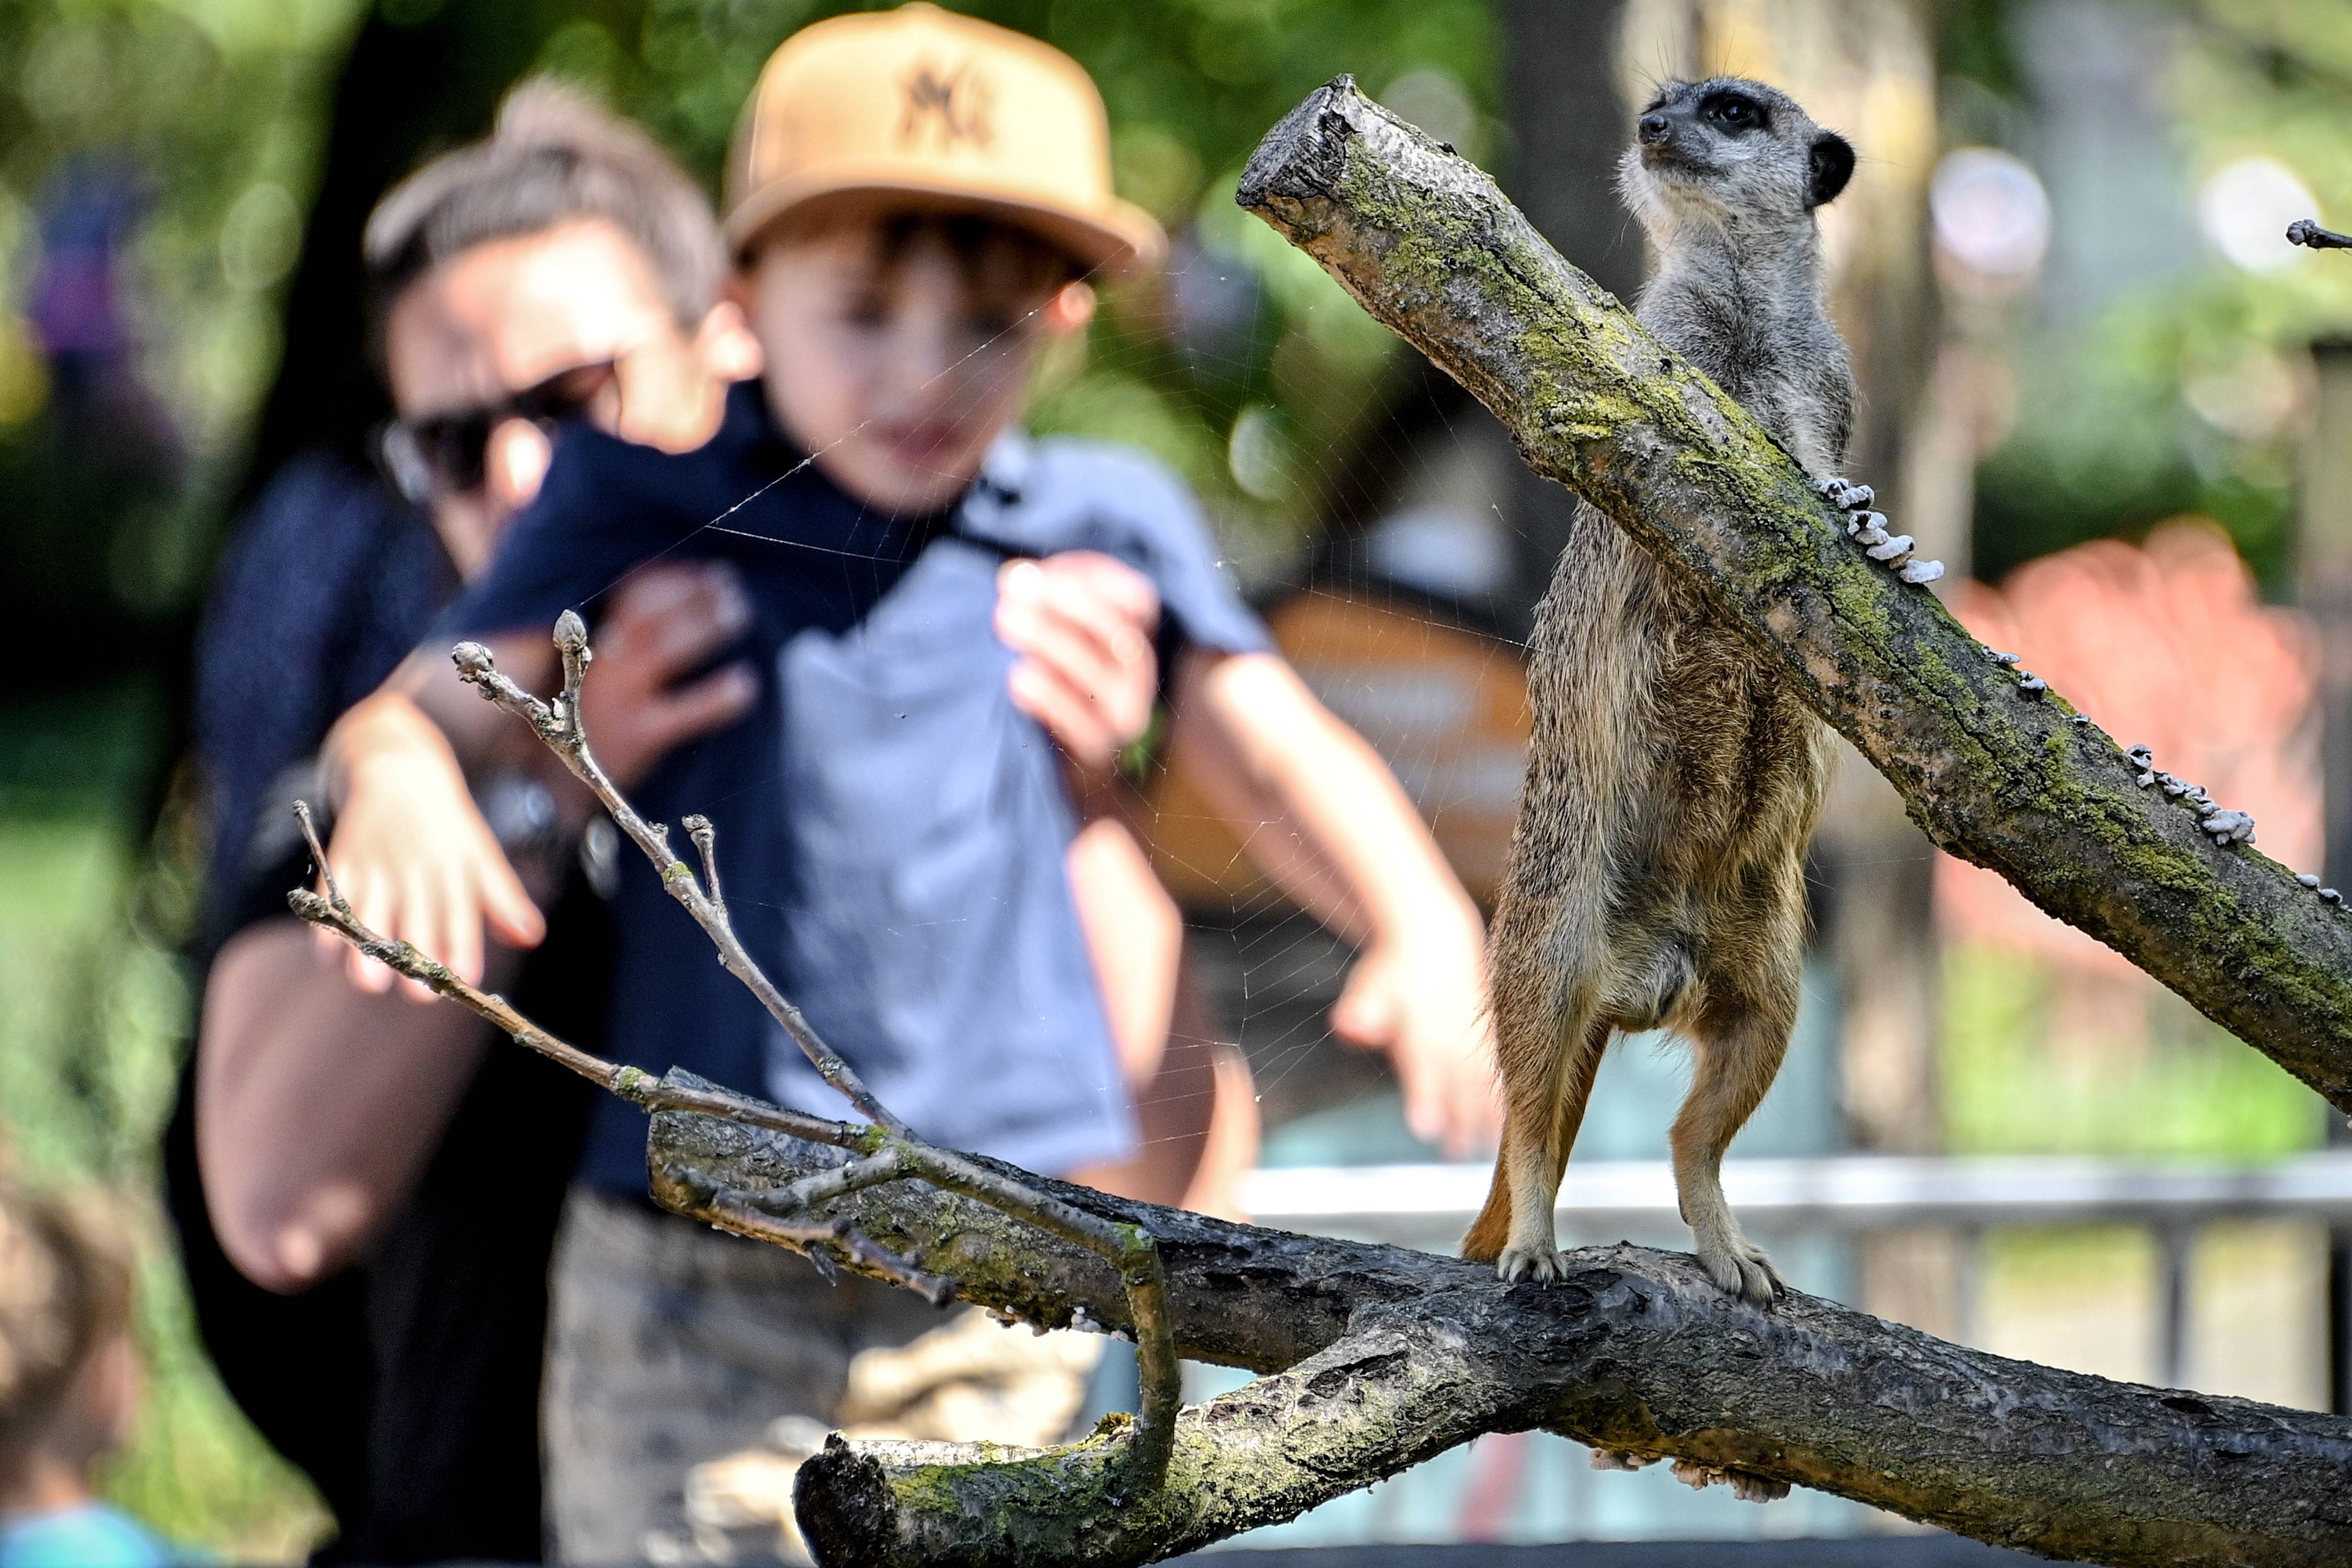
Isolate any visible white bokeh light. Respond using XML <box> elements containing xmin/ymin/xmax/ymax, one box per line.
<box><xmin>2197</xmin><ymin>157</ymin><xmax>2319</xmax><ymax>273</ymax></box>
<box><xmin>1930</xmin><ymin>147</ymin><xmax>2052</xmax><ymax>282</ymax></box>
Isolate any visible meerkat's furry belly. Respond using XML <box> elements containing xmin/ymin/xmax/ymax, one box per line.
<box><xmin>1516</xmin><ymin>504</ymin><xmax>1828</xmax><ymax>1028</ymax></box>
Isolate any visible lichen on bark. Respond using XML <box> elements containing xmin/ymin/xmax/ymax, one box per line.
<box><xmin>658</xmin><ymin>1100</ymin><xmax>2352</xmax><ymax>1568</ymax></box>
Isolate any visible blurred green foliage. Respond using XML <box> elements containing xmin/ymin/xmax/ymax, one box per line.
<box><xmin>1942</xmin><ymin>944</ymin><xmax>2326</xmax><ymax>1158</ymax></box>
<box><xmin>0</xmin><ymin>688</ymin><xmax>328</xmax><ymax>1555</ymax></box>
<box><xmin>0</xmin><ymin>0</ymin><xmax>356</xmax><ymax>686</ymax></box>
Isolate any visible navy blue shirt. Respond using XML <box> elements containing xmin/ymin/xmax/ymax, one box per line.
<box><xmin>448</xmin><ymin>381</ymin><xmax>1269</xmax><ymax>1191</ymax></box>
<box><xmin>194</xmin><ymin>453</ymin><xmax>456</xmax><ymax>960</ymax></box>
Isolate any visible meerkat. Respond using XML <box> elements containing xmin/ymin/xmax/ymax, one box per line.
<box><xmin>1461</xmin><ymin>77</ymin><xmax>1859</xmax><ymax>1303</ymax></box>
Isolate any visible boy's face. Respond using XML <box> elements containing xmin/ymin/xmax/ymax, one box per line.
<box><xmin>742</xmin><ymin>216</ymin><xmax>1084</xmax><ymax>515</ymax></box>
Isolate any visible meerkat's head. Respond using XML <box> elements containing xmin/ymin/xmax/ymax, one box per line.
<box><xmin>1619</xmin><ymin>77</ymin><xmax>1854</xmax><ymax>236</ymax></box>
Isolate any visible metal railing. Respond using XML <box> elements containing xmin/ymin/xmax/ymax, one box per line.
<box><xmin>1240</xmin><ymin>1151</ymin><xmax>2352</xmax><ymax>1394</ymax></box>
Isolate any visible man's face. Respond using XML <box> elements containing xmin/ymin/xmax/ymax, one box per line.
<box><xmin>382</xmin><ymin>218</ymin><xmax>720</xmax><ymax>577</ymax></box>
<box><xmin>742</xmin><ymin>218</ymin><xmax>1078</xmax><ymax>516</ymax></box>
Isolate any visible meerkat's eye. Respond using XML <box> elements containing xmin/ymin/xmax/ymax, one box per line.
<box><xmin>1701</xmin><ymin>92</ymin><xmax>1764</xmax><ymax>132</ymax></box>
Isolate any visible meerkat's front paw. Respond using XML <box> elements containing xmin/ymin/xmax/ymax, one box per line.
<box><xmin>1694</xmin><ymin>1233</ymin><xmax>1784</xmax><ymax>1305</ymax></box>
<box><xmin>1496</xmin><ymin>1243</ymin><xmax>1569</xmax><ymax>1284</ymax></box>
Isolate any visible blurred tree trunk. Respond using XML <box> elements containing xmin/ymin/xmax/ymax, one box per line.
<box><xmin>1497</xmin><ymin>0</ymin><xmax>1641</xmax><ymax>642</ymax></box>
<box><xmin>2302</xmin><ymin>341</ymin><xmax>2352</xmax><ymax>1415</ymax></box>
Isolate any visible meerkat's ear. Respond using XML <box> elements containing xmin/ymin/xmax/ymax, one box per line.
<box><xmin>1807</xmin><ymin>131</ymin><xmax>1855</xmax><ymax>207</ymax></box>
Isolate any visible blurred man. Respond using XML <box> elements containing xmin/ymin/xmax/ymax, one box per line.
<box><xmin>170</xmin><ymin>83</ymin><xmax>760</xmax><ymax>1562</ymax></box>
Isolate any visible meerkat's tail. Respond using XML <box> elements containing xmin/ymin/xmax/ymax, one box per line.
<box><xmin>1462</xmin><ymin>1017</ymin><xmax>1613</xmax><ymax>1263</ymax></box>
<box><xmin>1461</xmin><ymin>1161</ymin><xmax>1514</xmax><ymax>1262</ymax></box>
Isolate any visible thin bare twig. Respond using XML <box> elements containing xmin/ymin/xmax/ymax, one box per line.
<box><xmin>683</xmin><ymin>813</ymin><xmax>725</xmax><ymax>916</ymax></box>
<box><xmin>295</xmin><ymin>619</ymin><xmax>1184</xmax><ymax>1486</ymax></box>
<box><xmin>705</xmin><ymin>1193</ymin><xmax>960</xmax><ymax>1307</ymax></box>
<box><xmin>2289</xmin><ymin>218</ymin><xmax>2352</xmax><ymax>251</ymax></box>
<box><xmin>287</xmin><ymin>802</ymin><xmax>866</xmax><ymax>1150</ymax></box>
<box><xmin>734</xmin><ymin>1148</ymin><xmax>913</xmax><ymax>1217</ymax></box>
<box><xmin>454</xmin><ymin>619</ymin><xmax>907</xmax><ymax>1137</ymax></box>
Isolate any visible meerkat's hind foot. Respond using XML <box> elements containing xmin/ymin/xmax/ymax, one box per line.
<box><xmin>1495</xmin><ymin>1242</ymin><xmax>1570</xmax><ymax>1284</ymax></box>
<box><xmin>1694</xmin><ymin>1231</ymin><xmax>1784</xmax><ymax>1305</ymax></box>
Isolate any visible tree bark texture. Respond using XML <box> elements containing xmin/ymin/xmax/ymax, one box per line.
<box><xmin>1232</xmin><ymin>77</ymin><xmax>2352</xmax><ymax>1117</ymax></box>
<box><xmin>652</xmin><ymin>1093</ymin><xmax>2352</xmax><ymax>1567</ymax></box>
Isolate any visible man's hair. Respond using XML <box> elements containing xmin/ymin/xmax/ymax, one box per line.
<box><xmin>363</xmin><ymin>79</ymin><xmax>723</xmax><ymax>334</ymax></box>
<box><xmin>0</xmin><ymin>1182</ymin><xmax>131</xmax><ymax>1469</ymax></box>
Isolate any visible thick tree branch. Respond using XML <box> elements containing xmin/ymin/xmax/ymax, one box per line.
<box><xmin>1232</xmin><ymin>77</ymin><xmax>2352</xmax><ymax>1116</ymax></box>
<box><xmin>642</xmin><ymin>1106</ymin><xmax>2352</xmax><ymax>1568</ymax></box>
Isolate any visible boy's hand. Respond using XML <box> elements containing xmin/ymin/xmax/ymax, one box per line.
<box><xmin>1330</xmin><ymin>923</ymin><xmax>1503</xmax><ymax>1159</ymax></box>
<box><xmin>580</xmin><ymin>562</ymin><xmax>760</xmax><ymax>789</ymax></box>
<box><xmin>996</xmin><ymin>553</ymin><xmax>1160</xmax><ymax>774</ymax></box>
<box><xmin>318</xmin><ymin>692</ymin><xmax>546</xmax><ymax>998</ymax></box>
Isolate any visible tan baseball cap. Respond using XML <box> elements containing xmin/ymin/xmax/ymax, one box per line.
<box><xmin>724</xmin><ymin>4</ymin><xmax>1166</xmax><ymax>280</ymax></box>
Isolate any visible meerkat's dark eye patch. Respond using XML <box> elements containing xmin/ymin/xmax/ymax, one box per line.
<box><xmin>1806</xmin><ymin>131</ymin><xmax>1855</xmax><ymax>207</ymax></box>
<box><xmin>1699</xmin><ymin>91</ymin><xmax>1766</xmax><ymax>132</ymax></box>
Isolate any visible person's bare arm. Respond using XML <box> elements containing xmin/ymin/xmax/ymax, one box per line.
<box><xmin>1166</xmin><ymin>648</ymin><xmax>1500</xmax><ymax>1156</ymax></box>
<box><xmin>198</xmin><ymin>917</ymin><xmax>504</xmax><ymax>1292</ymax></box>
<box><xmin>209</xmin><ymin>566</ymin><xmax>757</xmax><ymax>1287</ymax></box>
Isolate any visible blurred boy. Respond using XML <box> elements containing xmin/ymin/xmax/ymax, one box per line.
<box><xmin>0</xmin><ymin>1185</ymin><xmax>169</xmax><ymax>1568</ymax></box>
<box><xmin>321</xmin><ymin>6</ymin><xmax>1497</xmax><ymax>1553</ymax></box>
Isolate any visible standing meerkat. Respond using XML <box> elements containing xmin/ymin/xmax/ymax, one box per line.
<box><xmin>1462</xmin><ymin>77</ymin><xmax>1860</xmax><ymax>1302</ymax></box>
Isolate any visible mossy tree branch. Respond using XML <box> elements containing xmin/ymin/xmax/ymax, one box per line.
<box><xmin>645</xmin><ymin>1107</ymin><xmax>2352</xmax><ymax>1568</ymax></box>
<box><xmin>1235</xmin><ymin>77</ymin><xmax>2352</xmax><ymax>1117</ymax></box>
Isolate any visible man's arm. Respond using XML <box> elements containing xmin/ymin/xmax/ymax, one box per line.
<box><xmin>198</xmin><ymin>917</ymin><xmax>501</xmax><ymax>1292</ymax></box>
<box><xmin>1166</xmin><ymin>648</ymin><xmax>1501</xmax><ymax>1157</ymax></box>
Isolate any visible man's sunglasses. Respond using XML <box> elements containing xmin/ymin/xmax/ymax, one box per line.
<box><xmin>376</xmin><ymin>359</ymin><xmax>617</xmax><ymax>505</ymax></box>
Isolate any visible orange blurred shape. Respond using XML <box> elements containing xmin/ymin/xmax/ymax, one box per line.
<box><xmin>1937</xmin><ymin>520</ymin><xmax>2321</xmax><ymax>976</ymax></box>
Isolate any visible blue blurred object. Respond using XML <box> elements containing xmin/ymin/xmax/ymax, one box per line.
<box><xmin>0</xmin><ymin>1503</ymin><xmax>177</xmax><ymax>1568</ymax></box>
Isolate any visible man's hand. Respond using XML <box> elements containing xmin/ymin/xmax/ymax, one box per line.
<box><xmin>318</xmin><ymin>691</ymin><xmax>545</xmax><ymax>997</ymax></box>
<box><xmin>1330</xmin><ymin>923</ymin><xmax>1503</xmax><ymax>1159</ymax></box>
<box><xmin>995</xmin><ymin>552</ymin><xmax>1160</xmax><ymax>774</ymax></box>
<box><xmin>579</xmin><ymin>562</ymin><xmax>760</xmax><ymax>790</ymax></box>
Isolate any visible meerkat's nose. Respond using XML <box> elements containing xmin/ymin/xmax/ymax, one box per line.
<box><xmin>1638</xmin><ymin>113</ymin><xmax>1671</xmax><ymax>145</ymax></box>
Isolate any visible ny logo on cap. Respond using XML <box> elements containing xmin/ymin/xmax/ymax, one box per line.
<box><xmin>900</xmin><ymin>59</ymin><xmax>995</xmax><ymax>151</ymax></box>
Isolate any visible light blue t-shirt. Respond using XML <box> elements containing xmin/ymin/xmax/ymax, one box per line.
<box><xmin>0</xmin><ymin>1504</ymin><xmax>174</xmax><ymax>1568</ymax></box>
<box><xmin>447</xmin><ymin>382</ymin><xmax>1272</xmax><ymax>1187</ymax></box>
